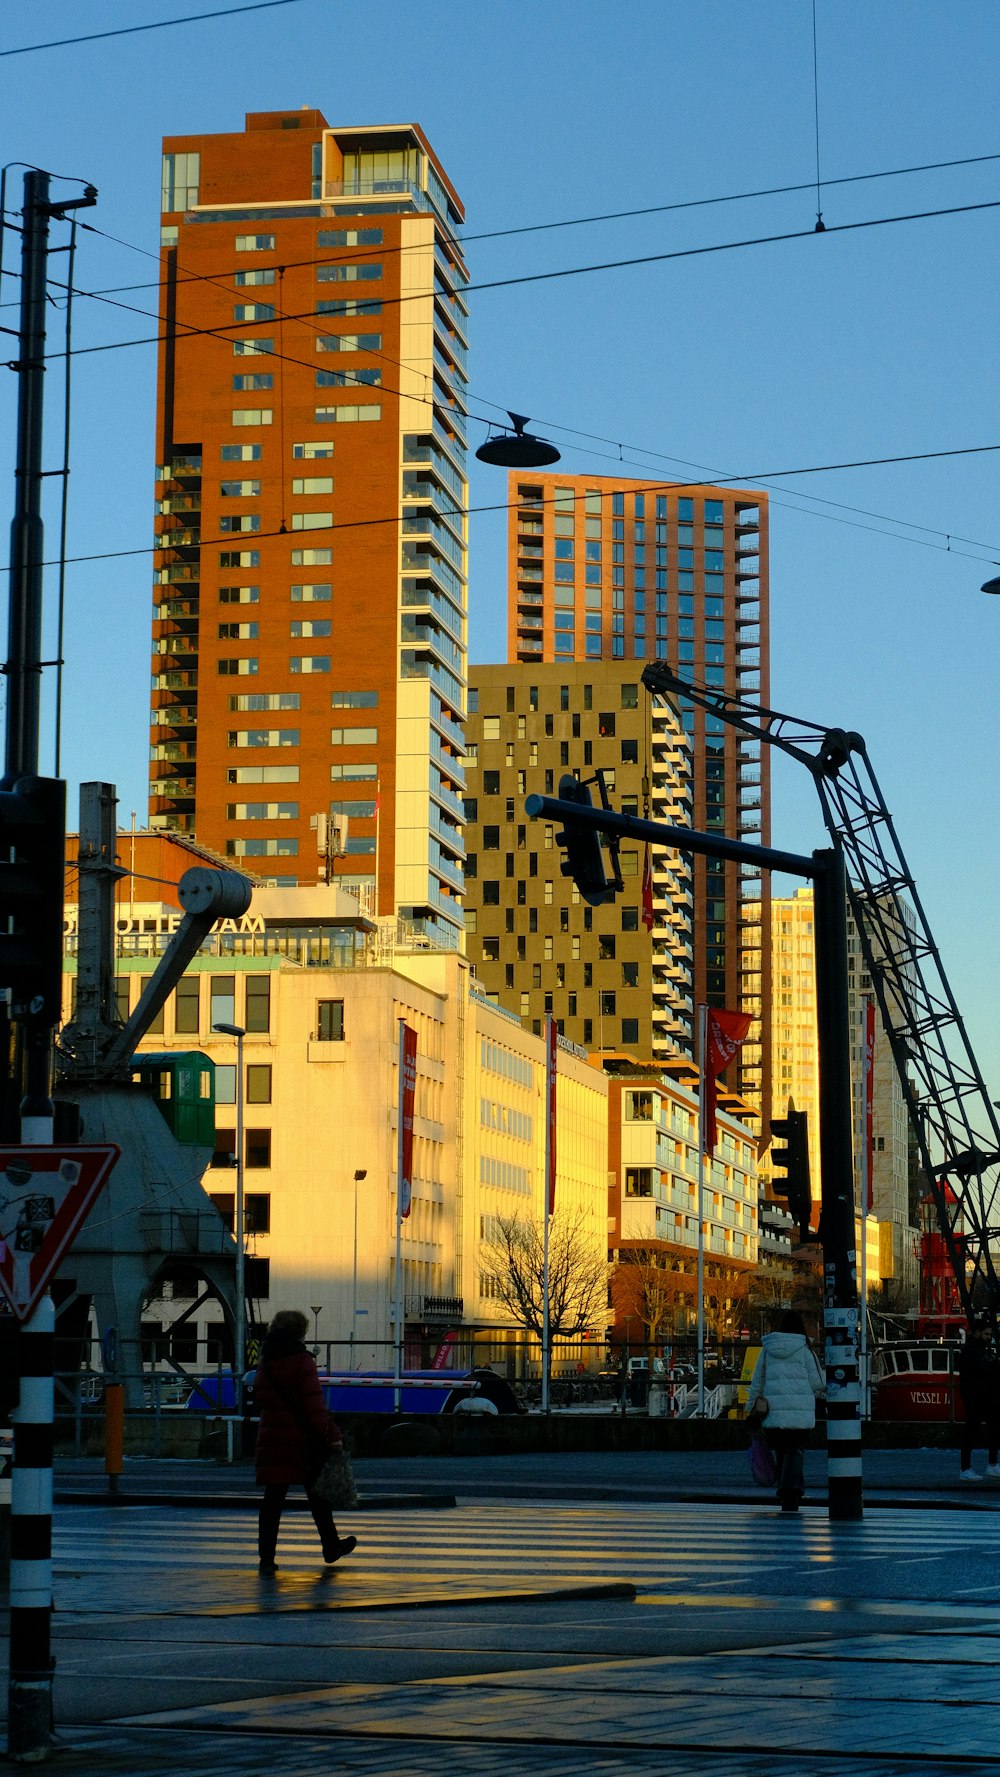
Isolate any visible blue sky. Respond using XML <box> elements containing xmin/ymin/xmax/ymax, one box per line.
<box><xmin>2</xmin><ymin>0</ymin><xmax>999</xmax><ymax>1083</ymax></box>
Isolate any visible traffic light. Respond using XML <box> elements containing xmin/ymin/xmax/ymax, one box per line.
<box><xmin>554</xmin><ymin>774</ymin><xmax>616</xmax><ymax>906</ymax></box>
<box><xmin>0</xmin><ymin>776</ymin><xmax>66</xmax><ymax>1026</ymax></box>
<box><xmin>770</xmin><ymin>1099</ymin><xmax>812</xmax><ymax>1242</ymax></box>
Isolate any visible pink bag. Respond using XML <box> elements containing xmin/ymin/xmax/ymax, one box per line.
<box><xmin>748</xmin><ymin>1429</ymin><xmax>776</xmax><ymax>1488</ymax></box>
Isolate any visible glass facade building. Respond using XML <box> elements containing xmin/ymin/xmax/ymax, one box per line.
<box><xmin>506</xmin><ymin>473</ymin><xmax>770</xmax><ymax>1126</ymax></box>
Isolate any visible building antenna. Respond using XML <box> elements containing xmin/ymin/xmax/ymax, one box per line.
<box><xmin>812</xmin><ymin>0</ymin><xmax>826</xmax><ymax>232</ymax></box>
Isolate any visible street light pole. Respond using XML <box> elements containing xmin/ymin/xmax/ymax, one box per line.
<box><xmin>213</xmin><ymin>1022</ymin><xmax>246</xmax><ymax>1386</ymax></box>
<box><xmin>351</xmin><ymin>1168</ymin><xmax>367</xmax><ymax>1370</ymax></box>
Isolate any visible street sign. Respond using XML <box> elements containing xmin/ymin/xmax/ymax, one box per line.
<box><xmin>0</xmin><ymin>1144</ymin><xmax>120</xmax><ymax>1320</ymax></box>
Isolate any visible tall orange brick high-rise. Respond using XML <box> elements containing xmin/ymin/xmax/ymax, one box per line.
<box><xmin>507</xmin><ymin>472</ymin><xmax>770</xmax><ymax>1123</ymax></box>
<box><xmin>151</xmin><ymin>112</ymin><xmax>468</xmax><ymax>944</ymax></box>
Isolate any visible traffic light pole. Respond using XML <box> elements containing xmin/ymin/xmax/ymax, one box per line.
<box><xmin>527</xmin><ymin>792</ymin><xmax>863</xmax><ymax>1521</ymax></box>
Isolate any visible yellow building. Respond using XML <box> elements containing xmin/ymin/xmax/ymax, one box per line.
<box><xmin>62</xmin><ymin>879</ymin><xmax>609</xmax><ymax>1372</ymax></box>
<box><xmin>608</xmin><ymin>1060</ymin><xmax>758</xmax><ymax>1343</ymax></box>
<box><xmin>768</xmin><ymin>885</ymin><xmax>918</xmax><ymax>1303</ymax></box>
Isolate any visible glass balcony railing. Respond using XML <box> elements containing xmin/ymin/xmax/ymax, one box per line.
<box><xmin>401</xmin><ymin>473</ymin><xmax>464</xmax><ymax>527</ymax></box>
<box><xmin>156</xmin><ymin>528</ymin><xmax>199</xmax><ymax>550</ymax></box>
<box><xmin>401</xmin><ymin>512</ymin><xmax>465</xmax><ymax>574</ymax></box>
<box><xmin>402</xmin><ymin>434</ymin><xmax>465</xmax><ymax>501</ymax></box>
<box><xmin>433</xmin><ymin>340</ymin><xmax>468</xmax><ymax>392</ymax></box>
<box><xmin>433</xmin><ymin>323</ymin><xmax>468</xmax><ymax>374</ymax></box>
<box><xmin>151</xmin><ymin>704</ymin><xmax>197</xmax><ymax>728</ymax></box>
<box><xmin>400</xmin><ymin>653</ymin><xmax>464</xmax><ymax>708</ymax></box>
<box><xmin>155</xmin><ymin>565</ymin><xmax>200</xmax><ymax>585</ymax></box>
<box><xmin>402</xmin><ymin>584</ymin><xmax>465</xmax><ymax>653</ymax></box>
<box><xmin>400</xmin><ymin>617</ymin><xmax>463</xmax><ymax>675</ymax></box>
<box><xmin>433</xmin><ymin>286</ymin><xmax>468</xmax><ymax>351</ymax></box>
<box><xmin>401</xmin><ymin>546</ymin><xmax>465</xmax><ymax>602</ymax></box>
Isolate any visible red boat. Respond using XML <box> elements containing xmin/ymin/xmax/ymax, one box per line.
<box><xmin>870</xmin><ymin>1339</ymin><xmax>961</xmax><ymax>1423</ymax></box>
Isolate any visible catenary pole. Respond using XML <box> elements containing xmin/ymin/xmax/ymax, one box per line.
<box><xmin>696</xmin><ymin>1004</ymin><xmax>707</xmax><ymax>1416</ymax></box>
<box><xmin>526</xmin><ymin>793</ymin><xmax>864</xmax><ymax>1520</ymax></box>
<box><xmin>5</xmin><ymin>168</ymin><xmax>96</xmax><ymax>1761</ymax></box>
<box><xmin>541</xmin><ymin>1014</ymin><xmax>556</xmax><ymax>1413</ymax></box>
<box><xmin>813</xmin><ymin>847</ymin><xmax>863</xmax><ymax>1519</ymax></box>
<box><xmin>6</xmin><ymin>167</ymin><xmax>56</xmax><ymax>1767</ymax></box>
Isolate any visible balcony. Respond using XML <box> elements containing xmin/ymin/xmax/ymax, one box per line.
<box><xmin>155</xmin><ymin>564</ymin><xmax>200</xmax><ymax>585</ymax></box>
<box><xmin>433</xmin><ymin>321</ymin><xmax>468</xmax><ymax>374</ymax></box>
<box><xmin>401</xmin><ymin>546</ymin><xmax>465</xmax><ymax>603</ymax></box>
<box><xmin>154</xmin><ymin>669</ymin><xmax>198</xmax><ymax>690</ymax></box>
<box><xmin>154</xmin><ymin>637</ymin><xmax>199</xmax><ymax>659</ymax></box>
<box><xmin>150</xmin><ymin>776</ymin><xmax>196</xmax><ymax>799</ymax></box>
<box><xmin>151</xmin><ymin>705</ymin><xmax>197</xmax><ymax>731</ymax></box>
<box><xmin>402</xmin><ymin>512</ymin><xmax>465</xmax><ymax>573</ymax></box>
<box><xmin>150</xmin><ymin>736</ymin><xmax>196</xmax><ymax>760</ymax></box>
<box><xmin>156</xmin><ymin>528</ymin><xmax>199</xmax><ymax>550</ymax></box>
<box><xmin>433</xmin><ymin>339</ymin><xmax>468</xmax><ymax>393</ymax></box>
<box><xmin>150</xmin><ymin>756</ymin><xmax>197</xmax><ymax>782</ymax></box>
<box><xmin>157</xmin><ymin>494</ymin><xmax>201</xmax><ymax>516</ymax></box>
<box><xmin>401</xmin><ymin>475</ymin><xmax>464</xmax><ymax>532</ymax></box>
<box><xmin>433</xmin><ymin>285</ymin><xmax>469</xmax><ymax>350</ymax></box>
<box><xmin>155</xmin><ymin>599</ymin><xmax>199</xmax><ymax>621</ymax></box>
<box><xmin>423</xmin><ymin>1295</ymin><xmax>463</xmax><ymax>1323</ymax></box>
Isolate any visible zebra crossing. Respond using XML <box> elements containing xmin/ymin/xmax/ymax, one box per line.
<box><xmin>51</xmin><ymin>1496</ymin><xmax>1000</xmax><ymax>1618</ymax></box>
<box><xmin>40</xmin><ymin>1498</ymin><xmax>1000</xmax><ymax>1777</ymax></box>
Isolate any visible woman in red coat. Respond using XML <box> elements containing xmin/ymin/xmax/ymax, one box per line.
<box><xmin>254</xmin><ymin>1309</ymin><xmax>357</xmax><ymax>1574</ymax></box>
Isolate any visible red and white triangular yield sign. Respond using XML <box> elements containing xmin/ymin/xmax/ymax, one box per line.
<box><xmin>0</xmin><ymin>1144</ymin><xmax>120</xmax><ymax>1321</ymax></box>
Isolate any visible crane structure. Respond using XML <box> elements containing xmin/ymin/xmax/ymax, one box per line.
<box><xmin>641</xmin><ymin>661</ymin><xmax>1000</xmax><ymax>1325</ymax></box>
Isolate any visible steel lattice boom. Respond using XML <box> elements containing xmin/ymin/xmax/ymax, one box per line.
<box><xmin>641</xmin><ymin>661</ymin><xmax>1000</xmax><ymax>1318</ymax></box>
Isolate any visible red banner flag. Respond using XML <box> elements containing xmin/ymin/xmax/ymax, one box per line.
<box><xmin>545</xmin><ymin>1013</ymin><xmax>557</xmax><ymax>1216</ymax></box>
<box><xmin>863</xmin><ymin>997</ymin><xmax>875</xmax><ymax>1214</ymax></box>
<box><xmin>398</xmin><ymin>1021</ymin><xmax>417</xmax><ymax>1219</ymax></box>
<box><xmin>703</xmin><ymin>1006</ymin><xmax>753</xmax><ymax>1153</ymax></box>
<box><xmin>641</xmin><ymin>844</ymin><xmax>655</xmax><ymax>932</ymax></box>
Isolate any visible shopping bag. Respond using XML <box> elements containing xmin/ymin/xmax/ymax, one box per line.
<box><xmin>748</xmin><ymin>1429</ymin><xmax>776</xmax><ymax>1488</ymax></box>
<box><xmin>311</xmin><ymin>1444</ymin><xmax>358</xmax><ymax>1510</ymax></box>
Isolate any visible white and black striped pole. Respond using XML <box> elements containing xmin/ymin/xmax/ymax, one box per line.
<box><xmin>814</xmin><ymin>847</ymin><xmax>863</xmax><ymax>1520</ymax></box>
<box><xmin>7</xmin><ymin>1292</ymin><xmax>55</xmax><ymax>1760</ymax></box>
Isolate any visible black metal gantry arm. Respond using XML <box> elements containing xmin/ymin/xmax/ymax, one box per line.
<box><xmin>641</xmin><ymin>660</ymin><xmax>1000</xmax><ymax>1318</ymax></box>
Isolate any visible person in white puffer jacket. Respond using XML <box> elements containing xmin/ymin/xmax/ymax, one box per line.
<box><xmin>745</xmin><ymin>1310</ymin><xmax>825</xmax><ymax>1512</ymax></box>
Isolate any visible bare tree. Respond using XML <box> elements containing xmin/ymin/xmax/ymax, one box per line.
<box><xmin>480</xmin><ymin>1211</ymin><xmax>607</xmax><ymax>1385</ymax></box>
<box><xmin>612</xmin><ymin>1246</ymin><xmax>674</xmax><ymax>1347</ymax></box>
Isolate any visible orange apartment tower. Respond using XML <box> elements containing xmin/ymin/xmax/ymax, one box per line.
<box><xmin>151</xmin><ymin>111</ymin><xmax>468</xmax><ymax>945</ymax></box>
<box><xmin>506</xmin><ymin>472</ymin><xmax>770</xmax><ymax>1121</ymax></box>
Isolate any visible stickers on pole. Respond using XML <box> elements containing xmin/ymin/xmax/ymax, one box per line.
<box><xmin>0</xmin><ymin>1145</ymin><xmax>120</xmax><ymax>1320</ymax></box>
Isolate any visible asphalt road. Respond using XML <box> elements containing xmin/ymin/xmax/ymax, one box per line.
<box><xmin>49</xmin><ymin>1442</ymin><xmax>1000</xmax><ymax>1507</ymax></box>
<box><xmin>5</xmin><ymin>1481</ymin><xmax>1000</xmax><ymax>1775</ymax></box>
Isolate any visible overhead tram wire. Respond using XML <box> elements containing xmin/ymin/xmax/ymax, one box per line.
<box><xmin>3</xmin><ymin>443</ymin><xmax>999</xmax><ymax>586</ymax></box>
<box><xmin>0</xmin><ymin>0</ymin><xmax>307</xmax><ymax>58</ymax></box>
<box><xmin>5</xmin><ymin>194</ymin><xmax>1000</xmax><ymax>573</ymax></box>
<box><xmin>5</xmin><ymin>234</ymin><xmax>1000</xmax><ymax>564</ymax></box>
<box><xmin>27</xmin><ymin>183</ymin><xmax>1000</xmax><ymax>558</ymax></box>
<box><xmin>24</xmin><ymin>189</ymin><xmax>1000</xmax><ymax>519</ymax></box>
<box><xmin>7</xmin><ymin>145</ymin><xmax>1000</xmax><ymax>310</ymax></box>
<box><xmin>33</xmin><ymin>192</ymin><xmax>1000</xmax><ymax>370</ymax></box>
<box><xmin>520</xmin><ymin>430</ymin><xmax>1000</xmax><ymax>552</ymax></box>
